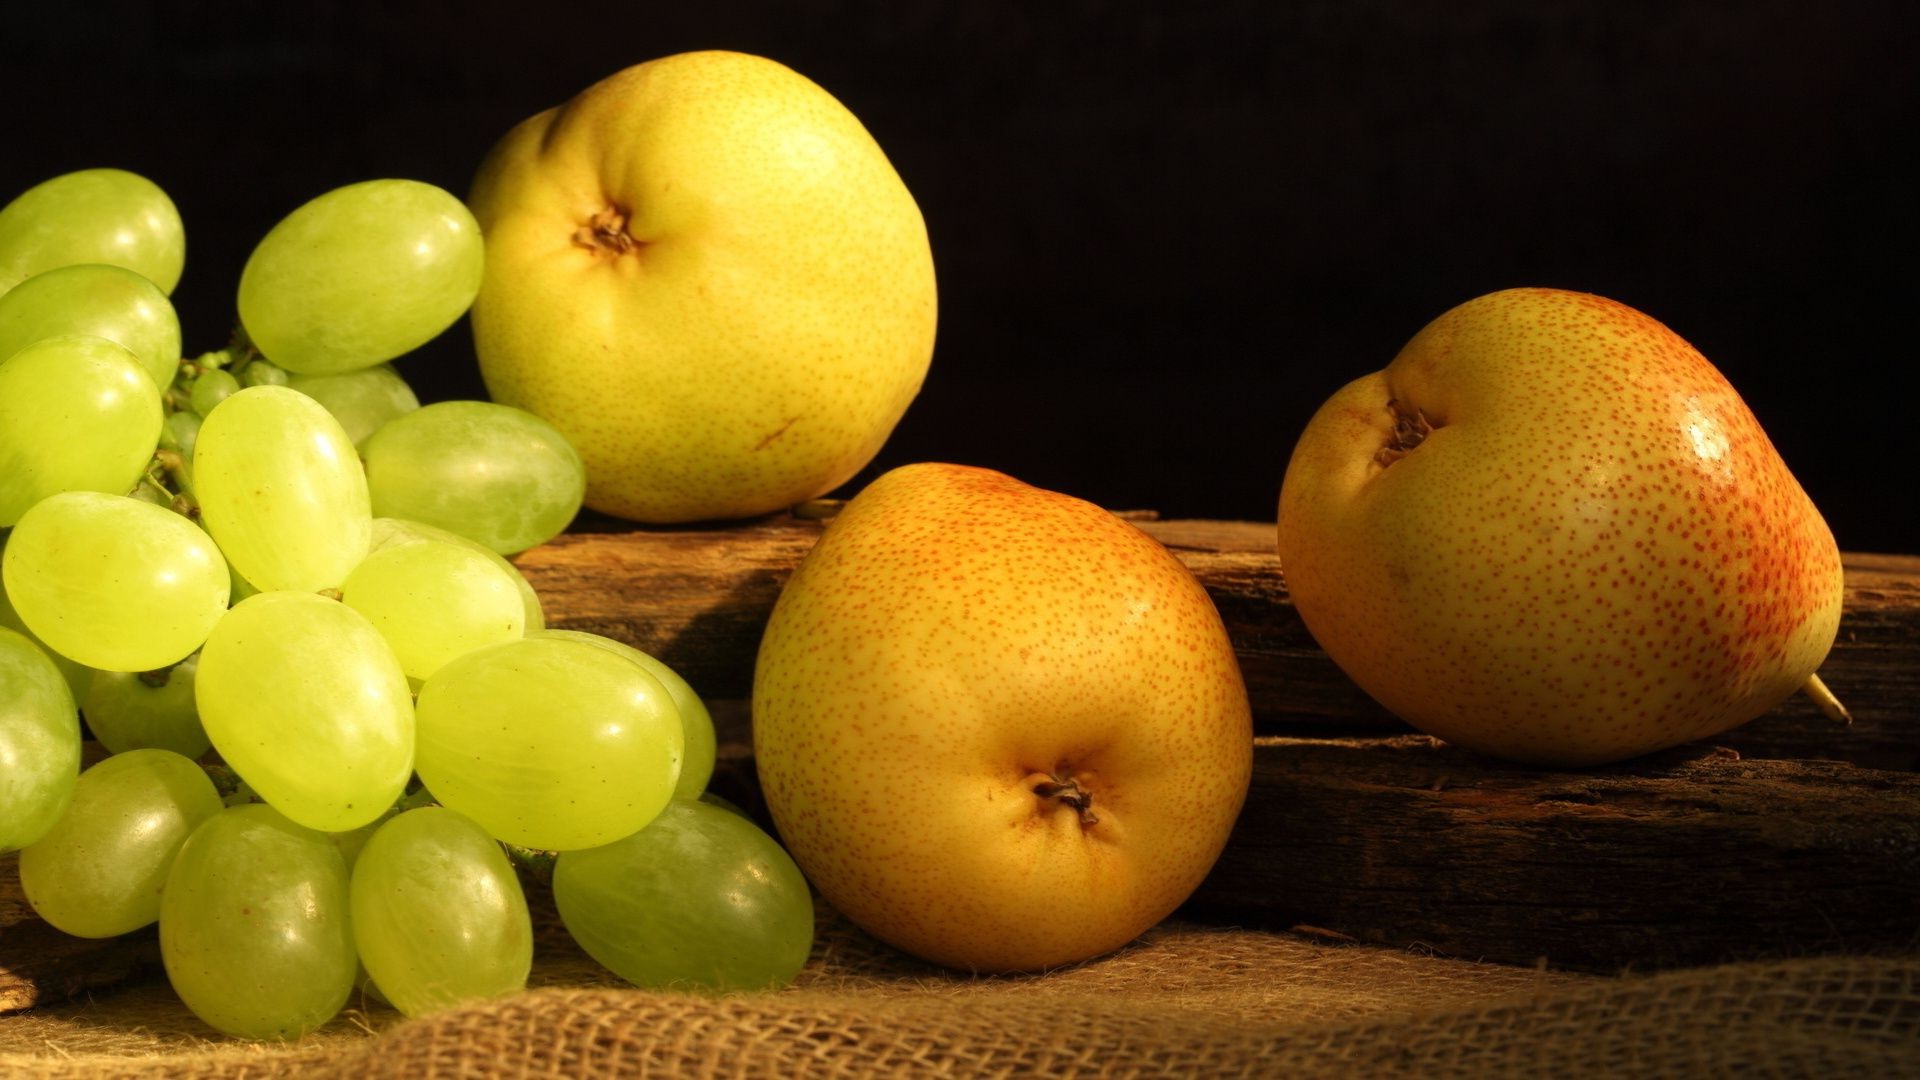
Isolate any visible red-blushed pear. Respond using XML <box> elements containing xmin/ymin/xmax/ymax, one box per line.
<box><xmin>1277</xmin><ymin>287</ymin><xmax>1846</xmax><ymax>767</ymax></box>
<box><xmin>752</xmin><ymin>463</ymin><xmax>1253</xmax><ymax>972</ymax></box>
<box><xmin>467</xmin><ymin>50</ymin><xmax>937</xmax><ymax>524</ymax></box>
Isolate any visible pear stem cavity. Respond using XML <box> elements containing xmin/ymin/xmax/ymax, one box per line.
<box><xmin>573</xmin><ymin>205</ymin><xmax>639</xmax><ymax>257</ymax></box>
<box><xmin>1800</xmin><ymin>673</ymin><xmax>1853</xmax><ymax>727</ymax></box>
<box><xmin>1032</xmin><ymin>772</ymin><xmax>1099</xmax><ymax>826</ymax></box>
<box><xmin>1375</xmin><ymin>399</ymin><xmax>1435</xmax><ymax>467</ymax></box>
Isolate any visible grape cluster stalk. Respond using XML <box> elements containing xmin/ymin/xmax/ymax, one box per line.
<box><xmin>0</xmin><ymin>168</ymin><xmax>813</xmax><ymax>1039</ymax></box>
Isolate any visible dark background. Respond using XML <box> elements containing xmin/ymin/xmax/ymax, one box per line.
<box><xmin>5</xmin><ymin>1</ymin><xmax>1914</xmax><ymax>553</ymax></box>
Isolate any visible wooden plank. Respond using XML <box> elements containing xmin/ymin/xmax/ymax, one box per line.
<box><xmin>516</xmin><ymin>513</ymin><xmax>1920</xmax><ymax>769</ymax></box>
<box><xmin>702</xmin><ymin>703</ymin><xmax>1920</xmax><ymax>974</ymax></box>
<box><xmin>1187</xmin><ymin>735</ymin><xmax>1920</xmax><ymax>973</ymax></box>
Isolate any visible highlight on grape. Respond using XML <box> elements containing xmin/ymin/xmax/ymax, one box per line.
<box><xmin>0</xmin><ymin>168</ymin><xmax>814</xmax><ymax>1039</ymax></box>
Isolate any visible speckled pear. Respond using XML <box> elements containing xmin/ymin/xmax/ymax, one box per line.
<box><xmin>1277</xmin><ymin>288</ymin><xmax>1845</xmax><ymax>767</ymax></box>
<box><xmin>468</xmin><ymin>51</ymin><xmax>937</xmax><ymax>523</ymax></box>
<box><xmin>753</xmin><ymin>463</ymin><xmax>1253</xmax><ymax>971</ymax></box>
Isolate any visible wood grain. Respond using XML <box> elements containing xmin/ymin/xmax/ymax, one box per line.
<box><xmin>1189</xmin><ymin>735</ymin><xmax>1920</xmax><ymax>972</ymax></box>
<box><xmin>699</xmin><ymin>699</ymin><xmax>1920</xmax><ymax>975</ymax></box>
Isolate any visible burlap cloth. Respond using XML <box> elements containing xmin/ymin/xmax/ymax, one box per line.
<box><xmin>3</xmin><ymin>898</ymin><xmax>1917</xmax><ymax>1079</ymax></box>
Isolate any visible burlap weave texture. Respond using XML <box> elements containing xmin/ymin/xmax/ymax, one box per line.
<box><xmin>3</xmin><ymin>908</ymin><xmax>1916</xmax><ymax>1078</ymax></box>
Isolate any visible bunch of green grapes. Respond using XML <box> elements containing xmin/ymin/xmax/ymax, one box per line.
<box><xmin>1</xmin><ymin>168</ymin><xmax>813</xmax><ymax>1040</ymax></box>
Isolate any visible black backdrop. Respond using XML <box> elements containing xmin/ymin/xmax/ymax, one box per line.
<box><xmin>5</xmin><ymin>1</ymin><xmax>1914</xmax><ymax>553</ymax></box>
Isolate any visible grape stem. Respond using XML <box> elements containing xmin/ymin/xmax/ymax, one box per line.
<box><xmin>147</xmin><ymin>448</ymin><xmax>199</xmax><ymax>520</ymax></box>
<box><xmin>503</xmin><ymin>843</ymin><xmax>558</xmax><ymax>887</ymax></box>
<box><xmin>175</xmin><ymin>345</ymin><xmax>241</xmax><ymax>388</ymax></box>
<box><xmin>199</xmin><ymin>761</ymin><xmax>247</xmax><ymax>801</ymax></box>
<box><xmin>221</xmin><ymin>325</ymin><xmax>270</xmax><ymax>380</ymax></box>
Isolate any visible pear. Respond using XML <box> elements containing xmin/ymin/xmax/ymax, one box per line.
<box><xmin>467</xmin><ymin>51</ymin><xmax>937</xmax><ymax>524</ymax></box>
<box><xmin>753</xmin><ymin>463</ymin><xmax>1253</xmax><ymax>971</ymax></box>
<box><xmin>1277</xmin><ymin>287</ymin><xmax>1845</xmax><ymax>767</ymax></box>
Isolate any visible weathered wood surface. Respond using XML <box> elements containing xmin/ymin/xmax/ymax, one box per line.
<box><xmin>4</xmin><ymin>517</ymin><xmax>1917</xmax><ymax>1009</ymax></box>
<box><xmin>681</xmin><ymin>700</ymin><xmax>1920</xmax><ymax>974</ymax></box>
<box><xmin>1191</xmin><ymin>735</ymin><xmax>1920</xmax><ymax>973</ymax></box>
<box><xmin>519</xmin><ymin>513</ymin><xmax>1920</xmax><ymax>769</ymax></box>
<box><xmin>699</xmin><ymin>701</ymin><xmax>1920</xmax><ymax>974</ymax></box>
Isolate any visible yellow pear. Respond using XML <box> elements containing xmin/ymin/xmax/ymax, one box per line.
<box><xmin>753</xmin><ymin>463</ymin><xmax>1253</xmax><ymax>971</ymax></box>
<box><xmin>467</xmin><ymin>51</ymin><xmax>937</xmax><ymax>523</ymax></box>
<box><xmin>1278</xmin><ymin>287</ymin><xmax>1845</xmax><ymax>766</ymax></box>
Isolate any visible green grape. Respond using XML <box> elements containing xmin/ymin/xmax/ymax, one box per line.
<box><xmin>533</xmin><ymin>630</ymin><xmax>716</xmax><ymax>800</ymax></box>
<box><xmin>237</xmin><ymin>179</ymin><xmax>482</xmax><ymax>375</ymax></box>
<box><xmin>341</xmin><ymin>539</ymin><xmax>525</xmax><ymax>680</ymax></box>
<box><xmin>287</xmin><ymin>363</ymin><xmax>419</xmax><ymax>447</ymax></box>
<box><xmin>227</xmin><ymin>562</ymin><xmax>259</xmax><ymax>604</ymax></box>
<box><xmin>330</xmin><ymin>798</ymin><xmax>414</xmax><ymax>1010</ymax></box>
<box><xmin>0</xmin><ymin>561</ymin><xmax>89</xmax><ymax>699</ymax></box>
<box><xmin>19</xmin><ymin>748</ymin><xmax>222</xmax><ymax>937</ymax></box>
<box><xmin>326</xmin><ymin>805</ymin><xmax>403</xmax><ymax>1014</ymax></box>
<box><xmin>328</xmin><ymin>810</ymin><xmax>394</xmax><ymax>871</ymax></box>
<box><xmin>193</xmin><ymin>385</ymin><xmax>371</xmax><ymax>592</ymax></box>
<box><xmin>0</xmin><ymin>263</ymin><xmax>182</xmax><ymax>390</ymax></box>
<box><xmin>187</xmin><ymin>366</ymin><xmax>240</xmax><ymax>416</ymax></box>
<box><xmin>0</xmin><ymin>334</ymin><xmax>164</xmax><ymax>526</ymax></box>
<box><xmin>0</xmin><ymin>168</ymin><xmax>185</xmax><ymax>297</ymax></box>
<box><xmin>196</xmin><ymin>591</ymin><xmax>413</xmax><ymax>832</ymax></box>
<box><xmin>3</xmin><ymin>491</ymin><xmax>229</xmax><ymax>671</ymax></box>
<box><xmin>237</xmin><ymin>357</ymin><xmax>290</xmax><ymax>387</ymax></box>
<box><xmin>369</xmin><ymin>517</ymin><xmax>545</xmax><ymax>632</ymax></box>
<box><xmin>81</xmin><ymin>654</ymin><xmax>208</xmax><ymax>758</ymax></box>
<box><xmin>0</xmin><ymin>626</ymin><xmax>80</xmax><ymax>852</ymax></box>
<box><xmin>553</xmin><ymin>799</ymin><xmax>814</xmax><ymax>991</ymax></box>
<box><xmin>159</xmin><ymin>803</ymin><xmax>356</xmax><ymax>1040</ymax></box>
<box><xmin>361</xmin><ymin>400</ymin><xmax>585</xmax><ymax>554</ymax></box>
<box><xmin>413</xmin><ymin>635</ymin><xmax>682</xmax><ymax>850</ymax></box>
<box><xmin>160</xmin><ymin>410</ymin><xmax>201</xmax><ymax>458</ymax></box>
<box><xmin>698</xmin><ymin>790</ymin><xmax>751</xmax><ymax>818</ymax></box>
<box><xmin>350</xmin><ymin>806</ymin><xmax>532</xmax><ymax>1017</ymax></box>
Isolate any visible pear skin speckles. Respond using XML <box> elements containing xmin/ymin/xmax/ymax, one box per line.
<box><xmin>1277</xmin><ymin>288</ymin><xmax>1843</xmax><ymax>767</ymax></box>
<box><xmin>753</xmin><ymin>463</ymin><xmax>1253</xmax><ymax>972</ymax></box>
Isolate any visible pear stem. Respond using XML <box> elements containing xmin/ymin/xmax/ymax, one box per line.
<box><xmin>573</xmin><ymin>205</ymin><xmax>639</xmax><ymax>256</ymax></box>
<box><xmin>1033</xmin><ymin>772</ymin><xmax>1100</xmax><ymax>826</ymax></box>
<box><xmin>1374</xmin><ymin>399</ymin><xmax>1435</xmax><ymax>467</ymax></box>
<box><xmin>1800</xmin><ymin>673</ymin><xmax>1853</xmax><ymax>727</ymax></box>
